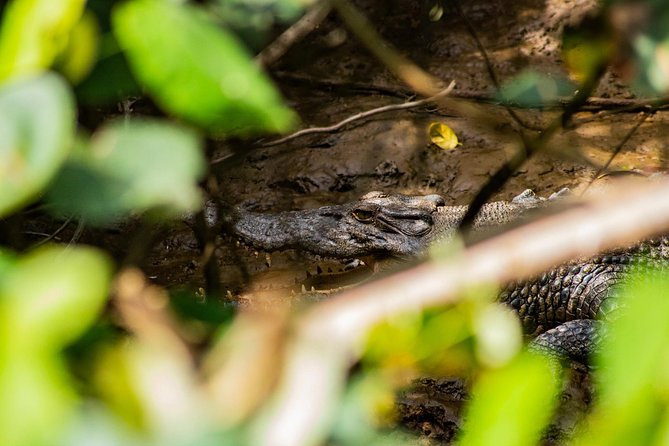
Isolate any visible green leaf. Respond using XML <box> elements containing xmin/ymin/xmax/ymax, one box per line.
<box><xmin>212</xmin><ymin>0</ymin><xmax>304</xmax><ymax>49</ymax></box>
<box><xmin>573</xmin><ymin>270</ymin><xmax>669</xmax><ymax>445</ymax></box>
<box><xmin>76</xmin><ymin>50</ymin><xmax>140</xmax><ymax>106</ymax></box>
<box><xmin>112</xmin><ymin>0</ymin><xmax>297</xmax><ymax>135</ymax></box>
<box><xmin>603</xmin><ymin>0</ymin><xmax>669</xmax><ymax>95</ymax></box>
<box><xmin>630</xmin><ymin>13</ymin><xmax>669</xmax><ymax>95</ymax></box>
<box><xmin>0</xmin><ymin>0</ymin><xmax>86</xmax><ymax>83</ymax></box>
<box><xmin>561</xmin><ymin>14</ymin><xmax>614</xmax><ymax>84</ymax></box>
<box><xmin>54</xmin><ymin>10</ymin><xmax>100</xmax><ymax>84</ymax></box>
<box><xmin>496</xmin><ymin>70</ymin><xmax>576</xmax><ymax>108</ymax></box>
<box><xmin>0</xmin><ymin>245</ymin><xmax>113</xmax><ymax>352</ymax></box>
<box><xmin>0</xmin><ymin>355</ymin><xmax>77</xmax><ymax>446</ymax></box>
<box><xmin>458</xmin><ymin>352</ymin><xmax>559</xmax><ymax>446</ymax></box>
<box><xmin>47</xmin><ymin>119</ymin><xmax>206</xmax><ymax>224</ymax></box>
<box><xmin>0</xmin><ymin>73</ymin><xmax>75</xmax><ymax>218</ymax></box>
<box><xmin>0</xmin><ymin>245</ymin><xmax>112</xmax><ymax>446</ymax></box>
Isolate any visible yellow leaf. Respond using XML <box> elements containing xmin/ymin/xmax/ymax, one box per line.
<box><xmin>428</xmin><ymin>122</ymin><xmax>459</xmax><ymax>150</ymax></box>
<box><xmin>55</xmin><ymin>10</ymin><xmax>100</xmax><ymax>84</ymax></box>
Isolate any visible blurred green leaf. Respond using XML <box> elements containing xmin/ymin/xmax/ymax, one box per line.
<box><xmin>95</xmin><ymin>342</ymin><xmax>218</xmax><ymax>445</ymax></box>
<box><xmin>496</xmin><ymin>70</ymin><xmax>576</xmax><ymax>108</ymax></box>
<box><xmin>170</xmin><ymin>291</ymin><xmax>236</xmax><ymax>326</ymax></box>
<box><xmin>0</xmin><ymin>0</ymin><xmax>86</xmax><ymax>83</ymax></box>
<box><xmin>58</xmin><ymin>406</ymin><xmax>147</xmax><ymax>446</ymax></box>
<box><xmin>0</xmin><ymin>245</ymin><xmax>112</xmax><ymax>446</ymax></box>
<box><xmin>629</xmin><ymin>9</ymin><xmax>669</xmax><ymax>95</ymax></box>
<box><xmin>55</xmin><ymin>10</ymin><xmax>100</xmax><ymax>84</ymax></box>
<box><xmin>212</xmin><ymin>0</ymin><xmax>304</xmax><ymax>49</ymax></box>
<box><xmin>562</xmin><ymin>14</ymin><xmax>614</xmax><ymax>84</ymax></box>
<box><xmin>76</xmin><ymin>50</ymin><xmax>140</xmax><ymax>106</ymax></box>
<box><xmin>331</xmin><ymin>373</ymin><xmax>414</xmax><ymax>446</ymax></box>
<box><xmin>47</xmin><ymin>119</ymin><xmax>206</xmax><ymax>224</ymax></box>
<box><xmin>574</xmin><ymin>269</ymin><xmax>669</xmax><ymax>445</ymax></box>
<box><xmin>602</xmin><ymin>0</ymin><xmax>669</xmax><ymax>95</ymax></box>
<box><xmin>458</xmin><ymin>351</ymin><xmax>559</xmax><ymax>446</ymax></box>
<box><xmin>0</xmin><ymin>245</ymin><xmax>113</xmax><ymax>352</ymax></box>
<box><xmin>0</xmin><ymin>355</ymin><xmax>77</xmax><ymax>446</ymax></box>
<box><xmin>0</xmin><ymin>73</ymin><xmax>75</xmax><ymax>218</ymax></box>
<box><xmin>364</xmin><ymin>305</ymin><xmax>479</xmax><ymax>376</ymax></box>
<box><xmin>112</xmin><ymin>0</ymin><xmax>297</xmax><ymax>135</ymax></box>
<box><xmin>472</xmin><ymin>304</ymin><xmax>522</xmax><ymax>368</ymax></box>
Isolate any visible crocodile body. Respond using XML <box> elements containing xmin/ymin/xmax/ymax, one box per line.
<box><xmin>228</xmin><ymin>190</ymin><xmax>667</xmax><ymax>362</ymax></box>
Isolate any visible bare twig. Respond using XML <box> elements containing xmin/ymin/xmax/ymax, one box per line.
<box><xmin>457</xmin><ymin>64</ymin><xmax>606</xmax><ymax>234</ymax></box>
<box><xmin>273</xmin><ymin>71</ymin><xmax>669</xmax><ymax>111</ymax></box>
<box><xmin>68</xmin><ymin>219</ymin><xmax>86</xmax><ymax>246</ymax></box>
<box><xmin>113</xmin><ymin>267</ymin><xmax>193</xmax><ymax>359</ymax></box>
<box><xmin>329</xmin><ymin>0</ymin><xmax>442</xmax><ymax>97</ymax></box>
<box><xmin>452</xmin><ymin>1</ymin><xmax>542</xmax><ymax>132</ymax></box>
<box><xmin>328</xmin><ymin>0</ymin><xmax>504</xmax><ymax>127</ymax></box>
<box><xmin>256</xmin><ymin>2</ymin><xmax>332</xmax><ymax>67</ymax></box>
<box><xmin>260</xmin><ymin>81</ymin><xmax>456</xmax><ymax>147</ymax></box>
<box><xmin>257</xmin><ymin>178</ymin><xmax>669</xmax><ymax>446</ymax></box>
<box><xmin>30</xmin><ymin>217</ymin><xmax>72</xmax><ymax>248</ymax></box>
<box><xmin>582</xmin><ymin>112</ymin><xmax>650</xmax><ymax>194</ymax></box>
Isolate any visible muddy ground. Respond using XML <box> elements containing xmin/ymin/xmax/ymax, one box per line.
<box><xmin>30</xmin><ymin>0</ymin><xmax>668</xmax><ymax>444</ymax></box>
<box><xmin>144</xmin><ymin>0</ymin><xmax>669</xmax><ymax>443</ymax></box>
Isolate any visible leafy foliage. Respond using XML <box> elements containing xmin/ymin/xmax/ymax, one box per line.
<box><xmin>495</xmin><ymin>70</ymin><xmax>576</xmax><ymax>108</ymax></box>
<box><xmin>0</xmin><ymin>74</ymin><xmax>75</xmax><ymax>218</ymax></box>
<box><xmin>113</xmin><ymin>0</ymin><xmax>297</xmax><ymax>135</ymax></box>
<box><xmin>0</xmin><ymin>0</ymin><xmax>87</xmax><ymax>82</ymax></box>
<box><xmin>0</xmin><ymin>0</ymin><xmax>668</xmax><ymax>445</ymax></box>
<box><xmin>0</xmin><ymin>246</ymin><xmax>112</xmax><ymax>446</ymax></box>
<box><xmin>47</xmin><ymin>119</ymin><xmax>205</xmax><ymax>224</ymax></box>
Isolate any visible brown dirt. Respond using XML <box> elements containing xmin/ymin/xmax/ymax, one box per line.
<box><xmin>136</xmin><ymin>0</ymin><xmax>668</xmax><ymax>442</ymax></box>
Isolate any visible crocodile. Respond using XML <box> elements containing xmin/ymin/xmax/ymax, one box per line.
<box><xmin>229</xmin><ymin>189</ymin><xmax>553</xmax><ymax>259</ymax></box>
<box><xmin>226</xmin><ymin>189</ymin><xmax>669</xmax><ymax>363</ymax></box>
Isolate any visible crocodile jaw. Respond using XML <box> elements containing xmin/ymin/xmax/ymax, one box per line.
<box><xmin>230</xmin><ymin>194</ymin><xmax>445</xmax><ymax>258</ymax></box>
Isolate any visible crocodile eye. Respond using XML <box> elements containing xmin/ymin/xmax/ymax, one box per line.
<box><xmin>352</xmin><ymin>208</ymin><xmax>375</xmax><ymax>222</ymax></box>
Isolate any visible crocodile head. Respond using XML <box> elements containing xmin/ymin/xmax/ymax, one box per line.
<box><xmin>230</xmin><ymin>191</ymin><xmax>447</xmax><ymax>258</ymax></box>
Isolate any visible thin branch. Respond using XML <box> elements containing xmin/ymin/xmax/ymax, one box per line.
<box><xmin>329</xmin><ymin>0</ymin><xmax>442</xmax><ymax>97</ymax></box>
<box><xmin>260</xmin><ymin>81</ymin><xmax>456</xmax><ymax>147</ymax></box>
<box><xmin>457</xmin><ymin>64</ymin><xmax>606</xmax><ymax>235</ymax></box>
<box><xmin>582</xmin><ymin>112</ymin><xmax>650</xmax><ymax>195</ymax></box>
<box><xmin>257</xmin><ymin>178</ymin><xmax>669</xmax><ymax>446</ymax></box>
<box><xmin>452</xmin><ymin>1</ymin><xmax>542</xmax><ymax>132</ymax></box>
<box><xmin>273</xmin><ymin>71</ymin><xmax>669</xmax><ymax>111</ymax></box>
<box><xmin>256</xmin><ymin>2</ymin><xmax>332</xmax><ymax>67</ymax></box>
<box><xmin>30</xmin><ymin>217</ymin><xmax>72</xmax><ymax>248</ymax></box>
<box><xmin>328</xmin><ymin>0</ymin><xmax>506</xmax><ymax>127</ymax></box>
<box><xmin>68</xmin><ymin>219</ymin><xmax>86</xmax><ymax>246</ymax></box>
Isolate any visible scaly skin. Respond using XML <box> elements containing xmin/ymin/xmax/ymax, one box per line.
<box><xmin>230</xmin><ymin>189</ymin><xmax>549</xmax><ymax>258</ymax></box>
<box><xmin>227</xmin><ymin>189</ymin><xmax>665</xmax><ymax>362</ymax></box>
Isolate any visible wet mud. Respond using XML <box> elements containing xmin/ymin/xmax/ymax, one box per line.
<box><xmin>72</xmin><ymin>0</ymin><xmax>669</xmax><ymax>443</ymax></box>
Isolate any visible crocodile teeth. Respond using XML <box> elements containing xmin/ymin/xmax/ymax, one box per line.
<box><xmin>301</xmin><ymin>284</ymin><xmax>307</xmax><ymax>293</ymax></box>
<box><xmin>311</xmin><ymin>286</ymin><xmax>315</xmax><ymax>292</ymax></box>
<box><xmin>265</xmin><ymin>253</ymin><xmax>272</xmax><ymax>267</ymax></box>
<box><xmin>226</xmin><ymin>290</ymin><xmax>233</xmax><ymax>298</ymax></box>
<box><xmin>254</xmin><ymin>251</ymin><xmax>259</xmax><ymax>257</ymax></box>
